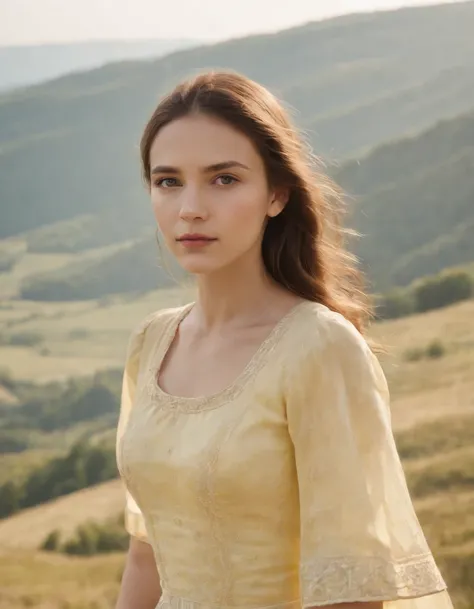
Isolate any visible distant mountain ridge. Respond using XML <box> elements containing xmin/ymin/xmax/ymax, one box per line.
<box><xmin>337</xmin><ymin>109</ymin><xmax>474</xmax><ymax>288</ymax></box>
<box><xmin>0</xmin><ymin>39</ymin><xmax>201</xmax><ymax>92</ymax></box>
<box><xmin>1</xmin><ymin>1</ymin><xmax>474</xmax><ymax>296</ymax></box>
<box><xmin>14</xmin><ymin>106</ymin><xmax>473</xmax><ymax>300</ymax></box>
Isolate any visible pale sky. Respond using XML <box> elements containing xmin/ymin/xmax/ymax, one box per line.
<box><xmin>0</xmin><ymin>0</ymin><xmax>464</xmax><ymax>46</ymax></box>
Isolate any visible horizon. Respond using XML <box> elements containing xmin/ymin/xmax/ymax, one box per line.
<box><xmin>0</xmin><ymin>0</ymin><xmax>467</xmax><ymax>47</ymax></box>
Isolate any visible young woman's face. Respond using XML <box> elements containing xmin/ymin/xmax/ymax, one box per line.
<box><xmin>149</xmin><ymin>113</ymin><xmax>285</xmax><ymax>276</ymax></box>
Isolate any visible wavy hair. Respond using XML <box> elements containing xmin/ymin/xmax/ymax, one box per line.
<box><xmin>140</xmin><ymin>71</ymin><xmax>371</xmax><ymax>334</ymax></box>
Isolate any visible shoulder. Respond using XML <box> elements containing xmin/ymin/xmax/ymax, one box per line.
<box><xmin>284</xmin><ymin>302</ymin><xmax>389</xmax><ymax>412</ymax></box>
<box><xmin>126</xmin><ymin>303</ymin><xmax>192</xmax><ymax>360</ymax></box>
<box><xmin>289</xmin><ymin>301</ymin><xmax>370</xmax><ymax>363</ymax></box>
<box><xmin>291</xmin><ymin>301</ymin><xmax>388</xmax><ymax>398</ymax></box>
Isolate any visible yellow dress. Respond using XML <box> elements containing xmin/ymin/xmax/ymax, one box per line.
<box><xmin>116</xmin><ymin>301</ymin><xmax>453</xmax><ymax>609</ymax></box>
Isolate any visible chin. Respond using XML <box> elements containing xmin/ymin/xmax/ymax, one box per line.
<box><xmin>177</xmin><ymin>255</ymin><xmax>228</xmax><ymax>276</ymax></box>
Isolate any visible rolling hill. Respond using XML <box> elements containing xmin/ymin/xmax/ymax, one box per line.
<box><xmin>1</xmin><ymin>8</ymin><xmax>473</xmax><ymax>606</ymax></box>
<box><xmin>337</xmin><ymin>109</ymin><xmax>474</xmax><ymax>288</ymax></box>
<box><xmin>0</xmin><ymin>39</ymin><xmax>201</xmax><ymax>92</ymax></box>
<box><xmin>1</xmin><ymin>297</ymin><xmax>473</xmax><ymax>607</ymax></box>
<box><xmin>8</xmin><ymin>105</ymin><xmax>473</xmax><ymax>300</ymax></box>
<box><xmin>0</xmin><ymin>1</ymin><xmax>473</xmax><ymax>244</ymax></box>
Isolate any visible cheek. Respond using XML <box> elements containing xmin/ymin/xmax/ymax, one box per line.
<box><xmin>151</xmin><ymin>197</ymin><xmax>174</xmax><ymax>235</ymax></box>
<box><xmin>223</xmin><ymin>185</ymin><xmax>269</xmax><ymax>229</ymax></box>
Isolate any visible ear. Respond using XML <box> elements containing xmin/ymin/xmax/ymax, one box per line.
<box><xmin>267</xmin><ymin>187</ymin><xmax>290</xmax><ymax>218</ymax></box>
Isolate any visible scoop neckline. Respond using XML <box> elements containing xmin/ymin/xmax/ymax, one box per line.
<box><xmin>148</xmin><ymin>299</ymin><xmax>311</xmax><ymax>413</ymax></box>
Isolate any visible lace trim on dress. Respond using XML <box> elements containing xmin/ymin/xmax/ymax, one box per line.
<box><xmin>157</xmin><ymin>592</ymin><xmax>301</xmax><ymax>609</ymax></box>
<box><xmin>146</xmin><ymin>301</ymin><xmax>313</xmax><ymax>414</ymax></box>
<box><xmin>300</xmin><ymin>553</ymin><xmax>447</xmax><ymax>607</ymax></box>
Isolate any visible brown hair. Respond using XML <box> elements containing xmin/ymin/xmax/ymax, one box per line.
<box><xmin>140</xmin><ymin>71</ymin><xmax>372</xmax><ymax>334</ymax></box>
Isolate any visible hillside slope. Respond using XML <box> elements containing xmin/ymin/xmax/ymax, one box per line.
<box><xmin>0</xmin><ymin>39</ymin><xmax>200</xmax><ymax>92</ymax></box>
<box><xmin>0</xmin><ymin>1</ymin><xmax>473</xmax><ymax>242</ymax></box>
<box><xmin>1</xmin><ymin>299</ymin><xmax>473</xmax><ymax>606</ymax></box>
<box><xmin>12</xmin><ymin>106</ymin><xmax>473</xmax><ymax>299</ymax></box>
<box><xmin>337</xmin><ymin>110</ymin><xmax>474</xmax><ymax>288</ymax></box>
<box><xmin>0</xmin><ymin>480</ymin><xmax>124</xmax><ymax>549</ymax></box>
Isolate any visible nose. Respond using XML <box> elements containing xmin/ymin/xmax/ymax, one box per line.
<box><xmin>178</xmin><ymin>186</ymin><xmax>208</xmax><ymax>222</ymax></box>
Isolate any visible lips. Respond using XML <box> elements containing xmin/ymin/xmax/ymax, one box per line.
<box><xmin>177</xmin><ymin>234</ymin><xmax>216</xmax><ymax>242</ymax></box>
<box><xmin>176</xmin><ymin>234</ymin><xmax>217</xmax><ymax>247</ymax></box>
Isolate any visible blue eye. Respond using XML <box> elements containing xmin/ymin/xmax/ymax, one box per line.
<box><xmin>215</xmin><ymin>175</ymin><xmax>238</xmax><ymax>186</ymax></box>
<box><xmin>155</xmin><ymin>177</ymin><xmax>179</xmax><ymax>188</ymax></box>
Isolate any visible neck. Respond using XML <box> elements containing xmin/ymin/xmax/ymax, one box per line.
<box><xmin>192</xmin><ymin>249</ymin><xmax>287</xmax><ymax>330</ymax></box>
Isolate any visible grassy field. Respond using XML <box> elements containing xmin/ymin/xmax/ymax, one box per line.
<box><xmin>0</xmin><ymin>286</ymin><xmax>191</xmax><ymax>383</ymax></box>
<box><xmin>0</xmin><ymin>449</ymin><xmax>60</xmax><ymax>486</ymax></box>
<box><xmin>0</xmin><ymin>295</ymin><xmax>473</xmax><ymax>607</ymax></box>
<box><xmin>0</xmin><ymin>550</ymin><xmax>125</xmax><ymax>609</ymax></box>
<box><xmin>0</xmin><ymin>480</ymin><xmax>125</xmax><ymax>550</ymax></box>
<box><xmin>0</xmin><ymin>237</ymin><xmax>138</xmax><ymax>301</ymax></box>
<box><xmin>373</xmin><ymin>299</ymin><xmax>474</xmax><ymax>429</ymax></box>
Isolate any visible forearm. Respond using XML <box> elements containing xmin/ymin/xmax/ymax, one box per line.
<box><xmin>115</xmin><ymin>540</ymin><xmax>162</xmax><ymax>609</ymax></box>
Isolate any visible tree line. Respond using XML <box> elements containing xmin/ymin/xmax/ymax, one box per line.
<box><xmin>0</xmin><ymin>440</ymin><xmax>117</xmax><ymax>519</ymax></box>
<box><xmin>41</xmin><ymin>514</ymin><xmax>129</xmax><ymax>555</ymax></box>
<box><xmin>376</xmin><ymin>268</ymin><xmax>473</xmax><ymax>320</ymax></box>
<box><xmin>0</xmin><ymin>369</ymin><xmax>121</xmax><ymax>453</ymax></box>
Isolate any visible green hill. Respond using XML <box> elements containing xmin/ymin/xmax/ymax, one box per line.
<box><xmin>18</xmin><ymin>236</ymin><xmax>179</xmax><ymax>301</ymax></box>
<box><xmin>1</xmin><ymin>299</ymin><xmax>474</xmax><ymax>606</ymax></box>
<box><xmin>336</xmin><ymin>110</ymin><xmax>474</xmax><ymax>289</ymax></box>
<box><xmin>13</xmin><ymin>107</ymin><xmax>474</xmax><ymax>300</ymax></box>
<box><xmin>0</xmin><ymin>1</ymin><xmax>473</xmax><ymax>243</ymax></box>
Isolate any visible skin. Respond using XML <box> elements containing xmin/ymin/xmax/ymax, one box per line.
<box><xmin>115</xmin><ymin>538</ymin><xmax>161</xmax><ymax>609</ymax></box>
<box><xmin>116</xmin><ymin>113</ymin><xmax>383</xmax><ymax>609</ymax></box>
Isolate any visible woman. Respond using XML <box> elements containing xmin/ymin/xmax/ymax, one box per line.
<box><xmin>115</xmin><ymin>71</ymin><xmax>453</xmax><ymax>609</ymax></box>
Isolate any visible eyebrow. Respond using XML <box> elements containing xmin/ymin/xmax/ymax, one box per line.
<box><xmin>150</xmin><ymin>161</ymin><xmax>250</xmax><ymax>175</ymax></box>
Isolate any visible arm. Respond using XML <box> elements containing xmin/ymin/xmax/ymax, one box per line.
<box><xmin>116</xmin><ymin>317</ymin><xmax>160</xmax><ymax>609</ymax></box>
<box><xmin>285</xmin><ymin>309</ymin><xmax>448</xmax><ymax>607</ymax></box>
<box><xmin>115</xmin><ymin>537</ymin><xmax>162</xmax><ymax>609</ymax></box>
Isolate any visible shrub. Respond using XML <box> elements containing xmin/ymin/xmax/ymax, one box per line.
<box><xmin>426</xmin><ymin>339</ymin><xmax>446</xmax><ymax>359</ymax></box>
<box><xmin>63</xmin><ymin>523</ymin><xmax>100</xmax><ymax>556</ymax></box>
<box><xmin>413</xmin><ymin>270</ymin><xmax>473</xmax><ymax>313</ymax></box>
<box><xmin>403</xmin><ymin>347</ymin><xmax>425</xmax><ymax>362</ymax></box>
<box><xmin>41</xmin><ymin>529</ymin><xmax>61</xmax><ymax>552</ymax></box>
<box><xmin>69</xmin><ymin>328</ymin><xmax>89</xmax><ymax>340</ymax></box>
<box><xmin>378</xmin><ymin>268</ymin><xmax>474</xmax><ymax>321</ymax></box>
<box><xmin>8</xmin><ymin>332</ymin><xmax>43</xmax><ymax>347</ymax></box>
<box><xmin>376</xmin><ymin>289</ymin><xmax>414</xmax><ymax>319</ymax></box>
<box><xmin>403</xmin><ymin>339</ymin><xmax>446</xmax><ymax>362</ymax></box>
<box><xmin>50</xmin><ymin>517</ymin><xmax>129</xmax><ymax>555</ymax></box>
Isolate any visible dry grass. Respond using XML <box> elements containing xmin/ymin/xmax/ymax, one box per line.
<box><xmin>0</xmin><ymin>297</ymin><xmax>473</xmax><ymax>606</ymax></box>
<box><xmin>416</xmin><ymin>488</ymin><xmax>474</xmax><ymax>552</ymax></box>
<box><xmin>372</xmin><ymin>299</ymin><xmax>474</xmax><ymax>431</ymax></box>
<box><xmin>0</xmin><ymin>238</ymin><xmax>136</xmax><ymax>300</ymax></box>
<box><xmin>0</xmin><ymin>241</ymin><xmax>75</xmax><ymax>300</ymax></box>
<box><xmin>0</xmin><ymin>480</ymin><xmax>125</xmax><ymax>550</ymax></box>
<box><xmin>0</xmin><ymin>286</ymin><xmax>189</xmax><ymax>382</ymax></box>
<box><xmin>0</xmin><ymin>550</ymin><xmax>124</xmax><ymax>609</ymax></box>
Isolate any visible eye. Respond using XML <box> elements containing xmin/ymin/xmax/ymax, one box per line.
<box><xmin>154</xmin><ymin>177</ymin><xmax>180</xmax><ymax>188</ymax></box>
<box><xmin>215</xmin><ymin>174</ymin><xmax>238</xmax><ymax>186</ymax></box>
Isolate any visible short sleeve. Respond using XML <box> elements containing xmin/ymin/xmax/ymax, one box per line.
<box><xmin>286</xmin><ymin>310</ymin><xmax>453</xmax><ymax>609</ymax></box>
<box><xmin>116</xmin><ymin>315</ymin><xmax>155</xmax><ymax>544</ymax></box>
